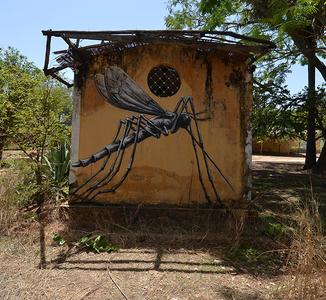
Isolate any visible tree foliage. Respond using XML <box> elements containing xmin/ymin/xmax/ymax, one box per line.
<box><xmin>166</xmin><ymin>0</ymin><xmax>325</xmax><ymax>80</ymax></box>
<box><xmin>252</xmin><ymin>84</ymin><xmax>326</xmax><ymax>142</ymax></box>
<box><xmin>0</xmin><ymin>46</ymin><xmax>72</xmax><ymax>209</ymax></box>
<box><xmin>166</xmin><ymin>0</ymin><xmax>326</xmax><ymax>171</ymax></box>
<box><xmin>0</xmin><ymin>47</ymin><xmax>41</xmax><ymax>159</ymax></box>
<box><xmin>0</xmin><ymin>47</ymin><xmax>72</xmax><ymax>268</ymax></box>
<box><xmin>0</xmin><ymin>47</ymin><xmax>72</xmax><ymax>162</ymax></box>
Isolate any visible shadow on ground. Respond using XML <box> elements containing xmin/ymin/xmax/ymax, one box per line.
<box><xmin>253</xmin><ymin>159</ymin><xmax>326</xmax><ymax>214</ymax></box>
<box><xmin>51</xmin><ymin>156</ymin><xmax>325</xmax><ymax>279</ymax></box>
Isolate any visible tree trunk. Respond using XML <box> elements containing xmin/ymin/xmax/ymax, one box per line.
<box><xmin>0</xmin><ymin>137</ymin><xmax>4</xmax><ymax>161</ymax></box>
<box><xmin>35</xmin><ymin>164</ymin><xmax>47</xmax><ymax>269</ymax></box>
<box><xmin>0</xmin><ymin>131</ymin><xmax>7</xmax><ymax>161</ymax></box>
<box><xmin>38</xmin><ymin>213</ymin><xmax>46</xmax><ymax>269</ymax></box>
<box><xmin>291</xmin><ymin>33</ymin><xmax>326</xmax><ymax>82</ymax></box>
<box><xmin>304</xmin><ymin>54</ymin><xmax>316</xmax><ymax>169</ymax></box>
<box><xmin>313</xmin><ymin>141</ymin><xmax>326</xmax><ymax>173</ymax></box>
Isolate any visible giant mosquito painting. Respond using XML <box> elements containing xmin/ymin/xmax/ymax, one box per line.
<box><xmin>72</xmin><ymin>66</ymin><xmax>233</xmax><ymax>207</ymax></box>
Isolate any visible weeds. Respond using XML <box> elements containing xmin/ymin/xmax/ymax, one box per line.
<box><xmin>274</xmin><ymin>192</ymin><xmax>326</xmax><ymax>299</ymax></box>
<box><xmin>286</xmin><ymin>200</ymin><xmax>325</xmax><ymax>299</ymax></box>
<box><xmin>53</xmin><ymin>233</ymin><xmax>119</xmax><ymax>254</ymax></box>
<box><xmin>77</xmin><ymin>234</ymin><xmax>119</xmax><ymax>253</ymax></box>
<box><xmin>0</xmin><ymin>158</ymin><xmax>35</xmax><ymax>234</ymax></box>
<box><xmin>226</xmin><ymin>243</ymin><xmax>282</xmax><ymax>275</ymax></box>
<box><xmin>0</xmin><ymin>142</ymin><xmax>71</xmax><ymax>231</ymax></box>
<box><xmin>260</xmin><ymin>213</ymin><xmax>294</xmax><ymax>241</ymax></box>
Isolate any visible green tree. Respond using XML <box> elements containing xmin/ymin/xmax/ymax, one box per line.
<box><xmin>10</xmin><ymin>77</ymin><xmax>72</xmax><ymax>268</ymax></box>
<box><xmin>0</xmin><ymin>47</ymin><xmax>41</xmax><ymax>160</ymax></box>
<box><xmin>1</xmin><ymin>47</ymin><xmax>72</xmax><ymax>267</ymax></box>
<box><xmin>166</xmin><ymin>0</ymin><xmax>325</xmax><ymax>78</ymax></box>
<box><xmin>166</xmin><ymin>0</ymin><xmax>326</xmax><ymax>171</ymax></box>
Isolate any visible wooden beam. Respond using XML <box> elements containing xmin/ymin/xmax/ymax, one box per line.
<box><xmin>42</xmin><ymin>30</ymin><xmax>275</xmax><ymax>48</ymax></box>
<box><xmin>50</xmin><ymin>73</ymin><xmax>73</xmax><ymax>88</ymax></box>
<box><xmin>61</xmin><ymin>34</ymin><xmax>77</xmax><ymax>49</ymax></box>
<box><xmin>46</xmin><ymin>65</ymin><xmax>70</xmax><ymax>74</ymax></box>
<box><xmin>43</xmin><ymin>34</ymin><xmax>52</xmax><ymax>74</ymax></box>
<box><xmin>70</xmin><ymin>37</ymin><xmax>270</xmax><ymax>54</ymax></box>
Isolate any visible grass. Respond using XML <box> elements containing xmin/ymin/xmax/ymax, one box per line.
<box><xmin>275</xmin><ymin>195</ymin><xmax>326</xmax><ymax>299</ymax></box>
<box><xmin>0</xmin><ymin>157</ymin><xmax>39</xmax><ymax>234</ymax></box>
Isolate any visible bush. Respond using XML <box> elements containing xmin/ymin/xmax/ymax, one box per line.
<box><xmin>0</xmin><ymin>158</ymin><xmax>35</xmax><ymax>234</ymax></box>
<box><xmin>0</xmin><ymin>143</ymin><xmax>70</xmax><ymax>234</ymax></box>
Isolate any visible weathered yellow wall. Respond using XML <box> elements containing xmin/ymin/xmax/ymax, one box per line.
<box><xmin>71</xmin><ymin>44</ymin><xmax>252</xmax><ymax>207</ymax></box>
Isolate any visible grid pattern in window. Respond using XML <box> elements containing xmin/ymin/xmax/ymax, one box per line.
<box><xmin>147</xmin><ymin>65</ymin><xmax>181</xmax><ymax>97</ymax></box>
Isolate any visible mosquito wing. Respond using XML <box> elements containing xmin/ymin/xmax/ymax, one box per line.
<box><xmin>95</xmin><ymin>66</ymin><xmax>166</xmax><ymax>116</ymax></box>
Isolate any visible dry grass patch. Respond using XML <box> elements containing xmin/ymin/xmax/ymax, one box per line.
<box><xmin>273</xmin><ymin>195</ymin><xmax>326</xmax><ymax>299</ymax></box>
<box><xmin>0</xmin><ymin>167</ymin><xmax>24</xmax><ymax>234</ymax></box>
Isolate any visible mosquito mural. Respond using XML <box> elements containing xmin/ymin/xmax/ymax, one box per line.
<box><xmin>72</xmin><ymin>66</ymin><xmax>233</xmax><ymax>207</ymax></box>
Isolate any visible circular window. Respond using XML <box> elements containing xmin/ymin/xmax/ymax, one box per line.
<box><xmin>147</xmin><ymin>65</ymin><xmax>181</xmax><ymax>97</ymax></box>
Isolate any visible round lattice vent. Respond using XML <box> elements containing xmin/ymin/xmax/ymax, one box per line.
<box><xmin>147</xmin><ymin>65</ymin><xmax>181</xmax><ymax>97</ymax></box>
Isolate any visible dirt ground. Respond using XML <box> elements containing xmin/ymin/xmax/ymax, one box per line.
<box><xmin>0</xmin><ymin>233</ymin><xmax>281</xmax><ymax>300</ymax></box>
<box><xmin>0</xmin><ymin>155</ymin><xmax>325</xmax><ymax>300</ymax></box>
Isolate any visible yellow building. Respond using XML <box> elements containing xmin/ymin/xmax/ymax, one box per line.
<box><xmin>42</xmin><ymin>30</ymin><xmax>273</xmax><ymax>208</ymax></box>
<box><xmin>253</xmin><ymin>139</ymin><xmax>323</xmax><ymax>155</ymax></box>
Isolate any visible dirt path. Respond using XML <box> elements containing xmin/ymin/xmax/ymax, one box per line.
<box><xmin>253</xmin><ymin>155</ymin><xmax>305</xmax><ymax>164</ymax></box>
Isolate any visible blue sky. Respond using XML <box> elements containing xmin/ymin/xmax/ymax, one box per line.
<box><xmin>0</xmin><ymin>0</ymin><xmax>323</xmax><ymax>92</ymax></box>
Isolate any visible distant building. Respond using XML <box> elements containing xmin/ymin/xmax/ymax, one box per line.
<box><xmin>253</xmin><ymin>139</ymin><xmax>323</xmax><ymax>155</ymax></box>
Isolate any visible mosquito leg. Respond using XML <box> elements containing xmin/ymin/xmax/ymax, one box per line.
<box><xmin>129</xmin><ymin>116</ymin><xmax>162</xmax><ymax>138</ymax></box>
<box><xmin>140</xmin><ymin>115</ymin><xmax>169</xmax><ymax>136</ymax></box>
<box><xmin>80</xmin><ymin>119</ymin><xmax>133</xmax><ymax>199</ymax></box>
<box><xmin>87</xmin><ymin>117</ymin><xmax>152</xmax><ymax>193</ymax></box>
<box><xmin>185</xmin><ymin>128</ymin><xmax>233</xmax><ymax>190</ymax></box>
<box><xmin>173</xmin><ymin>96</ymin><xmax>186</xmax><ymax>113</ymax></box>
<box><xmin>184</xmin><ymin>96</ymin><xmax>224</xmax><ymax>208</ymax></box>
<box><xmin>188</xmin><ymin>123</ymin><xmax>212</xmax><ymax>206</ymax></box>
<box><xmin>73</xmin><ymin>119</ymin><xmax>125</xmax><ymax>195</ymax></box>
<box><xmin>84</xmin><ymin>115</ymin><xmax>165</xmax><ymax>200</ymax></box>
<box><xmin>169</xmin><ymin>97</ymin><xmax>214</xmax><ymax>206</ymax></box>
<box><xmin>90</xmin><ymin>114</ymin><xmax>144</xmax><ymax>200</ymax></box>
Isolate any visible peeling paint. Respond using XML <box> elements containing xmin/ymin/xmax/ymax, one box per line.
<box><xmin>245</xmin><ymin>126</ymin><xmax>252</xmax><ymax>201</ymax></box>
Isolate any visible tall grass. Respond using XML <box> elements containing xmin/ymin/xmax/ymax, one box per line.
<box><xmin>277</xmin><ymin>190</ymin><xmax>326</xmax><ymax>299</ymax></box>
<box><xmin>0</xmin><ymin>157</ymin><xmax>39</xmax><ymax>234</ymax></box>
<box><xmin>0</xmin><ymin>165</ymin><xmax>24</xmax><ymax>234</ymax></box>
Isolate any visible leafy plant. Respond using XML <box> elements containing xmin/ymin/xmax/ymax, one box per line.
<box><xmin>44</xmin><ymin>140</ymin><xmax>70</xmax><ymax>191</ymax></box>
<box><xmin>52</xmin><ymin>233</ymin><xmax>66</xmax><ymax>246</ymax></box>
<box><xmin>260</xmin><ymin>214</ymin><xmax>291</xmax><ymax>241</ymax></box>
<box><xmin>77</xmin><ymin>234</ymin><xmax>119</xmax><ymax>254</ymax></box>
<box><xmin>52</xmin><ymin>233</ymin><xmax>119</xmax><ymax>254</ymax></box>
<box><xmin>228</xmin><ymin>245</ymin><xmax>276</xmax><ymax>267</ymax></box>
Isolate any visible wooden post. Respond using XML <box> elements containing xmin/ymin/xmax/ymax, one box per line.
<box><xmin>43</xmin><ymin>34</ymin><xmax>52</xmax><ymax>75</ymax></box>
